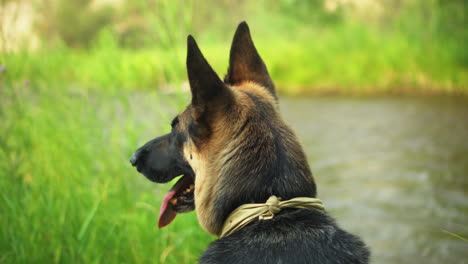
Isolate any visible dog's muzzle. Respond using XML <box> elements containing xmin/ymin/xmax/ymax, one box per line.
<box><xmin>129</xmin><ymin>150</ymin><xmax>140</xmax><ymax>167</ymax></box>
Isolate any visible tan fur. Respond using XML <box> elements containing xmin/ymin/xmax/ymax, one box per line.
<box><xmin>233</xmin><ymin>81</ymin><xmax>277</xmax><ymax>107</ymax></box>
<box><xmin>181</xmin><ymin>113</ymin><xmax>228</xmax><ymax>234</ymax></box>
<box><xmin>180</xmin><ymin>84</ymin><xmax>269</xmax><ymax>235</ymax></box>
<box><xmin>177</xmin><ymin>107</ymin><xmax>213</xmax><ymax>233</ymax></box>
<box><xmin>182</xmin><ymin>139</ymin><xmax>216</xmax><ymax>234</ymax></box>
<box><xmin>179</xmin><ymin>80</ymin><xmax>287</xmax><ymax>235</ymax></box>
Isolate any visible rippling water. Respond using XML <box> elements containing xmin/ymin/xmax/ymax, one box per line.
<box><xmin>280</xmin><ymin>96</ymin><xmax>468</xmax><ymax>264</ymax></box>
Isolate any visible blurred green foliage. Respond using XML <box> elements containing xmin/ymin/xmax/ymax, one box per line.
<box><xmin>2</xmin><ymin>0</ymin><xmax>466</xmax><ymax>94</ymax></box>
<box><xmin>34</xmin><ymin>0</ymin><xmax>114</xmax><ymax>48</ymax></box>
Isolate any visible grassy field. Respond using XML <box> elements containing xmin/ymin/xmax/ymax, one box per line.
<box><xmin>0</xmin><ymin>84</ymin><xmax>215</xmax><ymax>263</ymax></box>
<box><xmin>0</xmin><ymin>0</ymin><xmax>467</xmax><ymax>263</ymax></box>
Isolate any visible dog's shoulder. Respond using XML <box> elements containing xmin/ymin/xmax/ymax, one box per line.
<box><xmin>199</xmin><ymin>209</ymin><xmax>370</xmax><ymax>264</ymax></box>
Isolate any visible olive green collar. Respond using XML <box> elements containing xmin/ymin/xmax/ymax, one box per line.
<box><xmin>219</xmin><ymin>195</ymin><xmax>325</xmax><ymax>238</ymax></box>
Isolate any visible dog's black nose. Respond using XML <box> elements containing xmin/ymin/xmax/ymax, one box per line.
<box><xmin>130</xmin><ymin>152</ymin><xmax>139</xmax><ymax>167</ymax></box>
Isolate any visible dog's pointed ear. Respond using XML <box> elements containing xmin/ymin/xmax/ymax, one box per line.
<box><xmin>225</xmin><ymin>21</ymin><xmax>276</xmax><ymax>98</ymax></box>
<box><xmin>187</xmin><ymin>35</ymin><xmax>231</xmax><ymax>119</ymax></box>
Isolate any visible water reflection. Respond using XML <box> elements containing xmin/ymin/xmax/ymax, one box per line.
<box><xmin>280</xmin><ymin>96</ymin><xmax>468</xmax><ymax>263</ymax></box>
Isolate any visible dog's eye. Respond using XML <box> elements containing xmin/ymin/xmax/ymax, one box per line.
<box><xmin>171</xmin><ymin>117</ymin><xmax>179</xmax><ymax>128</ymax></box>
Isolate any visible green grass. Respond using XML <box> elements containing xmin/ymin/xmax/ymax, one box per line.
<box><xmin>0</xmin><ymin>84</ymin><xmax>213</xmax><ymax>263</ymax></box>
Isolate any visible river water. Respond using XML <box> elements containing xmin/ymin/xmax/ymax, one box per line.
<box><xmin>279</xmin><ymin>96</ymin><xmax>468</xmax><ymax>263</ymax></box>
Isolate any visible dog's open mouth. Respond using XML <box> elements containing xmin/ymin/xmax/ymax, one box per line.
<box><xmin>158</xmin><ymin>174</ymin><xmax>195</xmax><ymax>228</ymax></box>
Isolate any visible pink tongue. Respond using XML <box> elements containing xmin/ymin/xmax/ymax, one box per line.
<box><xmin>158</xmin><ymin>189</ymin><xmax>177</xmax><ymax>228</ymax></box>
<box><xmin>158</xmin><ymin>175</ymin><xmax>192</xmax><ymax>228</ymax></box>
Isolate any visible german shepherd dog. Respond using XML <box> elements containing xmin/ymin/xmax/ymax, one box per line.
<box><xmin>130</xmin><ymin>22</ymin><xmax>370</xmax><ymax>263</ymax></box>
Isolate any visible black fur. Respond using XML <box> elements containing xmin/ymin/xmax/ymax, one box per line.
<box><xmin>225</xmin><ymin>21</ymin><xmax>276</xmax><ymax>98</ymax></box>
<box><xmin>212</xmin><ymin>91</ymin><xmax>317</xmax><ymax>230</ymax></box>
<box><xmin>130</xmin><ymin>130</ymin><xmax>192</xmax><ymax>183</ymax></box>
<box><xmin>187</xmin><ymin>35</ymin><xmax>233</xmax><ymax>117</ymax></box>
<box><xmin>201</xmin><ymin>209</ymin><xmax>370</xmax><ymax>264</ymax></box>
<box><xmin>202</xmin><ymin>23</ymin><xmax>370</xmax><ymax>263</ymax></box>
<box><xmin>201</xmin><ymin>90</ymin><xmax>369</xmax><ymax>263</ymax></box>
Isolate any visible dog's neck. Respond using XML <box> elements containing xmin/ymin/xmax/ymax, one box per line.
<box><xmin>198</xmin><ymin>97</ymin><xmax>316</xmax><ymax>236</ymax></box>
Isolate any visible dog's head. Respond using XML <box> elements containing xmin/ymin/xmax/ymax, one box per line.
<box><xmin>130</xmin><ymin>22</ymin><xmax>316</xmax><ymax>236</ymax></box>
